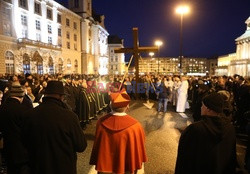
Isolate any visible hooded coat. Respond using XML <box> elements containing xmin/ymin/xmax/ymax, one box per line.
<box><xmin>175</xmin><ymin>116</ymin><xmax>236</xmax><ymax>174</ymax></box>
<box><xmin>90</xmin><ymin>114</ymin><xmax>147</xmax><ymax>174</ymax></box>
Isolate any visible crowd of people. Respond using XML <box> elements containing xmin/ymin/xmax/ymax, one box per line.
<box><xmin>0</xmin><ymin>72</ymin><xmax>249</xmax><ymax>173</ymax></box>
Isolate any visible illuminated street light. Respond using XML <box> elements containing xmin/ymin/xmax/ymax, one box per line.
<box><xmin>149</xmin><ymin>52</ymin><xmax>155</xmax><ymax>57</ymax></box>
<box><xmin>176</xmin><ymin>5</ymin><xmax>190</xmax><ymax>73</ymax></box>
<box><xmin>154</xmin><ymin>40</ymin><xmax>163</xmax><ymax>74</ymax></box>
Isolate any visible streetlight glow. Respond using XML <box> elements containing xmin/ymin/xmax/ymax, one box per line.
<box><xmin>154</xmin><ymin>40</ymin><xmax>163</xmax><ymax>74</ymax></box>
<box><xmin>176</xmin><ymin>5</ymin><xmax>190</xmax><ymax>15</ymax></box>
<box><xmin>175</xmin><ymin>4</ymin><xmax>190</xmax><ymax>73</ymax></box>
<box><xmin>149</xmin><ymin>52</ymin><xmax>155</xmax><ymax>57</ymax></box>
<box><xmin>155</xmin><ymin>40</ymin><xmax>163</xmax><ymax>47</ymax></box>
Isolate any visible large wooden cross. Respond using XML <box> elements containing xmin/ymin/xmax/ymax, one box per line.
<box><xmin>114</xmin><ymin>28</ymin><xmax>158</xmax><ymax>97</ymax></box>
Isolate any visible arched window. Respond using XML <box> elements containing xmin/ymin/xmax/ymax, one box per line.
<box><xmin>37</xmin><ymin>57</ymin><xmax>43</xmax><ymax>74</ymax></box>
<box><xmin>74</xmin><ymin>59</ymin><xmax>78</xmax><ymax>73</ymax></box>
<box><xmin>23</xmin><ymin>53</ymin><xmax>30</xmax><ymax>74</ymax></box>
<box><xmin>33</xmin><ymin>51</ymin><xmax>43</xmax><ymax>74</ymax></box>
<box><xmin>48</xmin><ymin>57</ymin><xmax>54</xmax><ymax>74</ymax></box>
<box><xmin>5</xmin><ymin>51</ymin><xmax>14</xmax><ymax>74</ymax></box>
<box><xmin>58</xmin><ymin>58</ymin><xmax>63</xmax><ymax>73</ymax></box>
<box><xmin>67</xmin><ymin>59</ymin><xmax>71</xmax><ymax>70</ymax></box>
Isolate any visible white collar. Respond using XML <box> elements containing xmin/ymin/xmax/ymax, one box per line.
<box><xmin>110</xmin><ymin>111</ymin><xmax>127</xmax><ymax>116</ymax></box>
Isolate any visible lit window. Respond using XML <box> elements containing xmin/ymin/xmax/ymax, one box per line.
<box><xmin>23</xmin><ymin>53</ymin><xmax>30</xmax><ymax>74</ymax></box>
<box><xmin>48</xmin><ymin>36</ymin><xmax>52</xmax><ymax>44</ymax></box>
<box><xmin>22</xmin><ymin>29</ymin><xmax>28</xmax><ymax>38</ymax></box>
<box><xmin>73</xmin><ymin>22</ymin><xmax>77</xmax><ymax>29</ymax></box>
<box><xmin>58</xmin><ymin>28</ymin><xmax>61</xmax><ymax>36</ymax></box>
<box><xmin>48</xmin><ymin>57</ymin><xmax>54</xmax><ymax>74</ymax></box>
<box><xmin>19</xmin><ymin>0</ymin><xmax>27</xmax><ymax>9</ymax></box>
<box><xmin>58</xmin><ymin>58</ymin><xmax>63</xmax><ymax>73</ymax></box>
<box><xmin>48</xmin><ymin>25</ymin><xmax>52</xmax><ymax>34</ymax></box>
<box><xmin>35</xmin><ymin>20</ymin><xmax>40</xmax><ymax>30</ymax></box>
<box><xmin>67</xmin><ymin>42</ymin><xmax>70</xmax><ymax>49</ymax></box>
<box><xmin>74</xmin><ymin>43</ymin><xmax>77</xmax><ymax>50</ymax></box>
<box><xmin>66</xmin><ymin>18</ymin><xmax>70</xmax><ymax>27</ymax></box>
<box><xmin>36</xmin><ymin>33</ymin><xmax>41</xmax><ymax>41</ymax></box>
<box><xmin>34</xmin><ymin>2</ymin><xmax>41</xmax><ymax>15</ymax></box>
<box><xmin>47</xmin><ymin>8</ymin><xmax>52</xmax><ymax>20</ymax></box>
<box><xmin>57</xmin><ymin>14</ymin><xmax>61</xmax><ymax>23</ymax></box>
<box><xmin>67</xmin><ymin>59</ymin><xmax>71</xmax><ymax>70</ymax></box>
<box><xmin>21</xmin><ymin>15</ymin><xmax>27</xmax><ymax>26</ymax></box>
<box><xmin>5</xmin><ymin>51</ymin><xmax>14</xmax><ymax>74</ymax></box>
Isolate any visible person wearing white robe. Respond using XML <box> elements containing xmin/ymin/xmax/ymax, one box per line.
<box><xmin>172</xmin><ymin>77</ymin><xmax>181</xmax><ymax>106</ymax></box>
<box><xmin>164</xmin><ymin>76</ymin><xmax>174</xmax><ymax>102</ymax></box>
<box><xmin>176</xmin><ymin>76</ymin><xmax>189</xmax><ymax>113</ymax></box>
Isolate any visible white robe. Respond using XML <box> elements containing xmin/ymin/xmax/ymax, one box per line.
<box><xmin>176</xmin><ymin>80</ymin><xmax>189</xmax><ymax>113</ymax></box>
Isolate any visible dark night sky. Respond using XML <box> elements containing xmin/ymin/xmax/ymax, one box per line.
<box><xmin>59</xmin><ymin>0</ymin><xmax>250</xmax><ymax>60</ymax></box>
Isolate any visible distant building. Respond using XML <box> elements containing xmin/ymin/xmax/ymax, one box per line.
<box><xmin>139</xmin><ymin>57</ymin><xmax>208</xmax><ymax>75</ymax></box>
<box><xmin>216</xmin><ymin>53</ymin><xmax>236</xmax><ymax>76</ymax></box>
<box><xmin>0</xmin><ymin>0</ymin><xmax>81</xmax><ymax>75</ymax></box>
<box><xmin>207</xmin><ymin>58</ymin><xmax>218</xmax><ymax>76</ymax></box>
<box><xmin>217</xmin><ymin>16</ymin><xmax>250</xmax><ymax>77</ymax></box>
<box><xmin>108</xmin><ymin>35</ymin><xmax>125</xmax><ymax>75</ymax></box>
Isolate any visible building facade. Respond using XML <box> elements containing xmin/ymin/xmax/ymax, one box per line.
<box><xmin>68</xmin><ymin>0</ymin><xmax>109</xmax><ymax>75</ymax></box>
<box><xmin>0</xmin><ymin>0</ymin><xmax>82</xmax><ymax>75</ymax></box>
<box><xmin>139</xmin><ymin>57</ymin><xmax>208</xmax><ymax>75</ymax></box>
<box><xmin>108</xmin><ymin>35</ymin><xmax>125</xmax><ymax>75</ymax></box>
<box><xmin>217</xmin><ymin>16</ymin><xmax>250</xmax><ymax>77</ymax></box>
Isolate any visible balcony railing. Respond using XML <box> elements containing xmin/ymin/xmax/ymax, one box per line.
<box><xmin>17</xmin><ymin>38</ymin><xmax>61</xmax><ymax>50</ymax></box>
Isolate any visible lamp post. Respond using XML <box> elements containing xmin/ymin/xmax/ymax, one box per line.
<box><xmin>176</xmin><ymin>5</ymin><xmax>189</xmax><ymax>73</ymax></box>
<box><xmin>154</xmin><ymin>40</ymin><xmax>163</xmax><ymax>74</ymax></box>
<box><xmin>149</xmin><ymin>52</ymin><xmax>154</xmax><ymax>73</ymax></box>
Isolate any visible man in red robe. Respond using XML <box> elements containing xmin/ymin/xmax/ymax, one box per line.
<box><xmin>90</xmin><ymin>89</ymin><xmax>147</xmax><ymax>174</ymax></box>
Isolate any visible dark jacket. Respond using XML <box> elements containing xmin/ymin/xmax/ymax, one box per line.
<box><xmin>23</xmin><ymin>97</ymin><xmax>87</xmax><ymax>174</ymax></box>
<box><xmin>0</xmin><ymin>97</ymin><xmax>29</xmax><ymax>165</ymax></box>
<box><xmin>158</xmin><ymin>83</ymin><xmax>170</xmax><ymax>99</ymax></box>
<box><xmin>175</xmin><ymin>116</ymin><xmax>236</xmax><ymax>174</ymax></box>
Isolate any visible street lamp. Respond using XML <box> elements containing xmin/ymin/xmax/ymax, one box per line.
<box><xmin>154</xmin><ymin>40</ymin><xmax>163</xmax><ymax>74</ymax></box>
<box><xmin>176</xmin><ymin>5</ymin><xmax>190</xmax><ymax>73</ymax></box>
<box><xmin>149</xmin><ymin>52</ymin><xmax>155</xmax><ymax>73</ymax></box>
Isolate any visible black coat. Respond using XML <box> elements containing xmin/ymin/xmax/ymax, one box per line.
<box><xmin>0</xmin><ymin>98</ymin><xmax>29</xmax><ymax>165</ymax></box>
<box><xmin>23</xmin><ymin>97</ymin><xmax>87</xmax><ymax>174</ymax></box>
<box><xmin>158</xmin><ymin>83</ymin><xmax>170</xmax><ymax>99</ymax></box>
<box><xmin>175</xmin><ymin>116</ymin><xmax>236</xmax><ymax>174</ymax></box>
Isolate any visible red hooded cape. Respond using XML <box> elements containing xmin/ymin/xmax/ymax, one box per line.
<box><xmin>89</xmin><ymin>114</ymin><xmax>147</xmax><ymax>173</ymax></box>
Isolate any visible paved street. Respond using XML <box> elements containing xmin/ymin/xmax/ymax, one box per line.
<box><xmin>77</xmin><ymin>100</ymin><xmax>193</xmax><ymax>174</ymax></box>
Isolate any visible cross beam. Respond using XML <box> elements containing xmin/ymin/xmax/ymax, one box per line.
<box><xmin>114</xmin><ymin>28</ymin><xmax>159</xmax><ymax>98</ymax></box>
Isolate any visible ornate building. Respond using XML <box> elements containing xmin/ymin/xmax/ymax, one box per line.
<box><xmin>108</xmin><ymin>35</ymin><xmax>125</xmax><ymax>75</ymax></box>
<box><xmin>68</xmin><ymin>0</ymin><xmax>109</xmax><ymax>75</ymax></box>
<box><xmin>0</xmin><ymin>0</ymin><xmax>82</xmax><ymax>75</ymax></box>
<box><xmin>217</xmin><ymin>16</ymin><xmax>250</xmax><ymax>77</ymax></box>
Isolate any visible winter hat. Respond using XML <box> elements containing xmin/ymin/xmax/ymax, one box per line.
<box><xmin>202</xmin><ymin>92</ymin><xmax>224</xmax><ymax>113</ymax></box>
<box><xmin>45</xmin><ymin>81</ymin><xmax>65</xmax><ymax>95</ymax></box>
<box><xmin>110</xmin><ymin>89</ymin><xmax>130</xmax><ymax>109</ymax></box>
<box><xmin>10</xmin><ymin>82</ymin><xmax>25</xmax><ymax>97</ymax></box>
